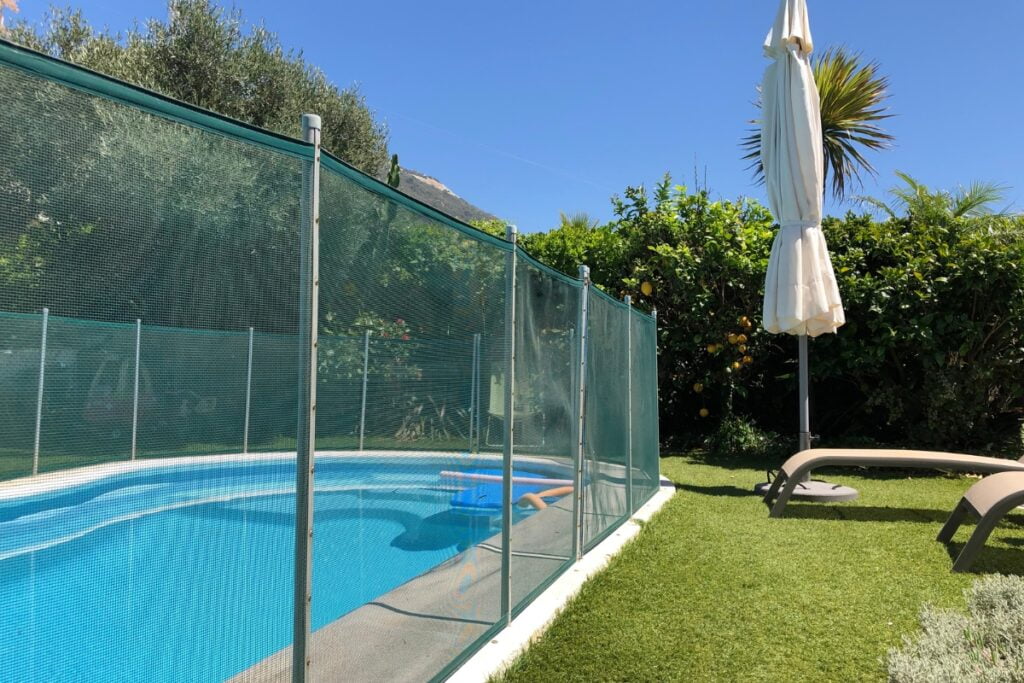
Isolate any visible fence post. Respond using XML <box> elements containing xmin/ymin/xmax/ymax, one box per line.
<box><xmin>243</xmin><ymin>326</ymin><xmax>254</xmax><ymax>454</ymax></box>
<box><xmin>474</xmin><ymin>334</ymin><xmax>482</xmax><ymax>453</ymax></box>
<box><xmin>131</xmin><ymin>318</ymin><xmax>141</xmax><ymax>461</ymax></box>
<box><xmin>468</xmin><ymin>333</ymin><xmax>480</xmax><ymax>453</ymax></box>
<box><xmin>623</xmin><ymin>296</ymin><xmax>633</xmax><ymax>515</ymax></box>
<box><xmin>32</xmin><ymin>307</ymin><xmax>49</xmax><ymax>476</ymax></box>
<box><xmin>359</xmin><ymin>329</ymin><xmax>370</xmax><ymax>452</ymax></box>
<box><xmin>500</xmin><ymin>225</ymin><xmax>518</xmax><ymax>624</ymax></box>
<box><xmin>293</xmin><ymin>112</ymin><xmax>321</xmax><ymax>683</ymax></box>
<box><xmin>571</xmin><ymin>266</ymin><xmax>590</xmax><ymax>560</ymax></box>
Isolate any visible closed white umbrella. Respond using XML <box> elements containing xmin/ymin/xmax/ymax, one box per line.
<box><xmin>758</xmin><ymin>0</ymin><xmax>855</xmax><ymax>501</ymax></box>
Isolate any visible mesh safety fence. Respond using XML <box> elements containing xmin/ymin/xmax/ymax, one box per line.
<box><xmin>630</xmin><ymin>309</ymin><xmax>662</xmax><ymax>510</ymax></box>
<box><xmin>0</xmin><ymin>39</ymin><xmax>660</xmax><ymax>683</ymax></box>
<box><xmin>0</xmin><ymin>44</ymin><xmax>303</xmax><ymax>683</ymax></box>
<box><xmin>582</xmin><ymin>289</ymin><xmax>632</xmax><ymax>551</ymax></box>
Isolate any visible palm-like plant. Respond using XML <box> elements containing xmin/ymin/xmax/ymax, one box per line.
<box><xmin>742</xmin><ymin>47</ymin><xmax>894</xmax><ymax>201</ymax></box>
<box><xmin>857</xmin><ymin>171</ymin><xmax>1009</xmax><ymax>221</ymax></box>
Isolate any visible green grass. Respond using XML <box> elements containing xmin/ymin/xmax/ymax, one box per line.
<box><xmin>498</xmin><ymin>455</ymin><xmax>1024</xmax><ymax>682</ymax></box>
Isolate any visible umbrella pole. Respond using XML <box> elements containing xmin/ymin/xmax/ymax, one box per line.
<box><xmin>798</xmin><ymin>334</ymin><xmax>811</xmax><ymax>453</ymax></box>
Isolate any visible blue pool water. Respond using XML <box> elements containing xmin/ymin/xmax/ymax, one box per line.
<box><xmin>0</xmin><ymin>456</ymin><xmax>557</xmax><ymax>682</ymax></box>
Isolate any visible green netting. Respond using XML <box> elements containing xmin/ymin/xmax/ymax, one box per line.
<box><xmin>0</xmin><ymin>47</ymin><xmax>303</xmax><ymax>681</ymax></box>
<box><xmin>582</xmin><ymin>291</ymin><xmax>632</xmax><ymax>551</ymax></box>
<box><xmin>314</xmin><ymin>164</ymin><xmax>510</xmax><ymax>680</ymax></box>
<box><xmin>0</xmin><ymin>313</ymin><xmax>44</xmax><ymax>479</ymax></box>
<box><xmin>38</xmin><ymin>315</ymin><xmax>136</xmax><ymax>471</ymax></box>
<box><xmin>630</xmin><ymin>309</ymin><xmax>661</xmax><ymax>510</ymax></box>
<box><xmin>510</xmin><ymin>259</ymin><xmax>580</xmax><ymax>613</ymax></box>
<box><xmin>0</xmin><ymin>37</ymin><xmax>660</xmax><ymax>683</ymax></box>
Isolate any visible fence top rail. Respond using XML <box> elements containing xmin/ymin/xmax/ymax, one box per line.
<box><xmin>320</xmin><ymin>152</ymin><xmax>513</xmax><ymax>253</ymax></box>
<box><xmin>628</xmin><ymin>305</ymin><xmax>658</xmax><ymax>323</ymax></box>
<box><xmin>0</xmin><ymin>38</ymin><xmax>313</xmax><ymax>160</ymax></box>
<box><xmin>516</xmin><ymin>249</ymin><xmax>583</xmax><ymax>289</ymax></box>
<box><xmin>589</xmin><ymin>284</ymin><xmax>634</xmax><ymax>312</ymax></box>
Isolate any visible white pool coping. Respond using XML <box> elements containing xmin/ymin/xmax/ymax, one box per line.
<box><xmin>446</xmin><ymin>474</ymin><xmax>675</xmax><ymax>683</ymax></box>
<box><xmin>0</xmin><ymin>450</ymin><xmax>583</xmax><ymax>500</ymax></box>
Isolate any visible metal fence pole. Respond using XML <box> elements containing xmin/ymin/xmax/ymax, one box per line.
<box><xmin>571</xmin><ymin>267</ymin><xmax>590</xmax><ymax>560</ymax></box>
<box><xmin>500</xmin><ymin>225</ymin><xmax>518</xmax><ymax>624</ymax></box>
<box><xmin>798</xmin><ymin>334</ymin><xmax>811</xmax><ymax>453</ymax></box>
<box><xmin>468</xmin><ymin>333</ymin><xmax>480</xmax><ymax>452</ymax></box>
<box><xmin>32</xmin><ymin>307</ymin><xmax>49</xmax><ymax>476</ymax></box>
<box><xmin>131</xmin><ymin>318</ymin><xmax>141</xmax><ymax>461</ymax></box>
<box><xmin>623</xmin><ymin>296</ymin><xmax>633</xmax><ymax>515</ymax></box>
<box><xmin>243</xmin><ymin>326</ymin><xmax>254</xmax><ymax>454</ymax></box>
<box><xmin>474</xmin><ymin>333</ymin><xmax>482</xmax><ymax>453</ymax></box>
<box><xmin>359</xmin><ymin>330</ymin><xmax>370</xmax><ymax>452</ymax></box>
<box><xmin>293</xmin><ymin>112</ymin><xmax>321</xmax><ymax>683</ymax></box>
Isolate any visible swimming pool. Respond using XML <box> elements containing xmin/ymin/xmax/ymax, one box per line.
<box><xmin>0</xmin><ymin>454</ymin><xmax>571</xmax><ymax>682</ymax></box>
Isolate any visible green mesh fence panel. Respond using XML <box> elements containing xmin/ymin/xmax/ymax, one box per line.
<box><xmin>0</xmin><ymin>38</ymin><xmax>661</xmax><ymax>683</ymax></box>
<box><xmin>510</xmin><ymin>258</ymin><xmax>580</xmax><ymax>613</ymax></box>
<box><xmin>583</xmin><ymin>290</ymin><xmax>631</xmax><ymax>551</ymax></box>
<box><xmin>135</xmin><ymin>325</ymin><xmax>249</xmax><ymax>457</ymax></box>
<box><xmin>0</xmin><ymin>47</ymin><xmax>303</xmax><ymax>681</ymax></box>
<box><xmin>0</xmin><ymin>313</ymin><xmax>44</xmax><ymax>479</ymax></box>
<box><xmin>248</xmin><ymin>331</ymin><xmax>299</xmax><ymax>452</ymax></box>
<box><xmin>630</xmin><ymin>309</ymin><xmax>661</xmax><ymax>510</ymax></box>
<box><xmin>38</xmin><ymin>315</ymin><xmax>136</xmax><ymax>471</ymax></box>
<box><xmin>311</xmin><ymin>163</ymin><xmax>508</xmax><ymax>681</ymax></box>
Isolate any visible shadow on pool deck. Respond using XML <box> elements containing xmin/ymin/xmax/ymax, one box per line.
<box><xmin>230</xmin><ymin>492</ymin><xmax>629</xmax><ymax>682</ymax></box>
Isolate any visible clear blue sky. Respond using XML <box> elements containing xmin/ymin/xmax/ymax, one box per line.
<box><xmin>15</xmin><ymin>0</ymin><xmax>1024</xmax><ymax>232</ymax></box>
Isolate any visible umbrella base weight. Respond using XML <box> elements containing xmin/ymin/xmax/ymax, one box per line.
<box><xmin>753</xmin><ymin>479</ymin><xmax>859</xmax><ymax>503</ymax></box>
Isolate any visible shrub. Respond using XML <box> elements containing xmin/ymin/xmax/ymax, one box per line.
<box><xmin>887</xmin><ymin>575</ymin><xmax>1024</xmax><ymax>682</ymax></box>
<box><xmin>817</xmin><ymin>212</ymin><xmax>1024</xmax><ymax>449</ymax></box>
<box><xmin>525</xmin><ymin>174</ymin><xmax>1024</xmax><ymax>454</ymax></box>
<box><xmin>704</xmin><ymin>414</ymin><xmax>788</xmax><ymax>463</ymax></box>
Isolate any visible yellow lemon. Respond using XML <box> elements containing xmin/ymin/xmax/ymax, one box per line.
<box><xmin>737</xmin><ymin>333</ymin><xmax>748</xmax><ymax>344</ymax></box>
<box><xmin>738</xmin><ymin>344</ymin><xmax>747</xmax><ymax>353</ymax></box>
<box><xmin>727</xmin><ymin>333</ymin><xmax>739</xmax><ymax>345</ymax></box>
<box><xmin>640</xmin><ymin>281</ymin><xmax>653</xmax><ymax>296</ymax></box>
<box><xmin>699</xmin><ymin>408</ymin><xmax>709</xmax><ymax>418</ymax></box>
<box><xmin>731</xmin><ymin>361</ymin><xmax>741</xmax><ymax>370</ymax></box>
<box><xmin>743</xmin><ymin>355</ymin><xmax>753</xmax><ymax>365</ymax></box>
<box><xmin>693</xmin><ymin>383</ymin><xmax>704</xmax><ymax>393</ymax></box>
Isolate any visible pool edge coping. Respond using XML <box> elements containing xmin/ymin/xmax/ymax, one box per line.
<box><xmin>445</xmin><ymin>474</ymin><xmax>676</xmax><ymax>683</ymax></box>
<box><xmin>0</xmin><ymin>450</ymin><xmax>581</xmax><ymax>501</ymax></box>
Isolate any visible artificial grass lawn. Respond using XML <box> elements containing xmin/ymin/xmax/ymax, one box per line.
<box><xmin>498</xmin><ymin>455</ymin><xmax>1024</xmax><ymax>682</ymax></box>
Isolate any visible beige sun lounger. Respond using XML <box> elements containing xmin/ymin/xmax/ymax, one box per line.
<box><xmin>937</xmin><ymin>471</ymin><xmax>1024</xmax><ymax>572</ymax></box>
<box><xmin>763</xmin><ymin>449</ymin><xmax>1024</xmax><ymax>518</ymax></box>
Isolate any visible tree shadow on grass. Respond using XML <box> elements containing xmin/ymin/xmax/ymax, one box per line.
<box><xmin>780</xmin><ymin>503</ymin><xmax>950</xmax><ymax>524</ymax></box>
<box><xmin>674</xmin><ymin>482</ymin><xmax>756</xmax><ymax>498</ymax></box>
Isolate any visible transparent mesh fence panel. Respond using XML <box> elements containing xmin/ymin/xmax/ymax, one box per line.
<box><xmin>248</xmin><ymin>331</ymin><xmax>299</xmax><ymax>452</ymax></box>
<box><xmin>630</xmin><ymin>310</ymin><xmax>661</xmax><ymax>510</ymax></box>
<box><xmin>0</xmin><ymin>56</ymin><xmax>301</xmax><ymax>682</ymax></box>
<box><xmin>582</xmin><ymin>290</ymin><xmax>631</xmax><ymax>551</ymax></box>
<box><xmin>311</xmin><ymin>163</ymin><xmax>508</xmax><ymax>681</ymax></box>
<box><xmin>0</xmin><ymin>313</ymin><xmax>43</xmax><ymax>480</ymax></box>
<box><xmin>355</xmin><ymin>336</ymin><xmax>477</xmax><ymax>452</ymax></box>
<box><xmin>39</xmin><ymin>315</ymin><xmax>135</xmax><ymax>471</ymax></box>
<box><xmin>0</xmin><ymin>38</ymin><xmax>664</xmax><ymax>682</ymax></box>
<box><xmin>510</xmin><ymin>258</ymin><xmax>580</xmax><ymax>612</ymax></box>
<box><xmin>314</xmin><ymin>333</ymin><xmax>364</xmax><ymax>449</ymax></box>
<box><xmin>136</xmin><ymin>326</ymin><xmax>248</xmax><ymax>457</ymax></box>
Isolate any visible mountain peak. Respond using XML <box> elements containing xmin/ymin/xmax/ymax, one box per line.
<box><xmin>396</xmin><ymin>168</ymin><xmax>497</xmax><ymax>224</ymax></box>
